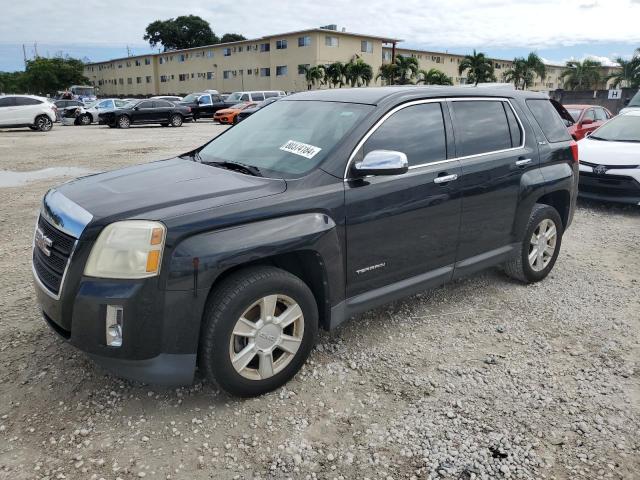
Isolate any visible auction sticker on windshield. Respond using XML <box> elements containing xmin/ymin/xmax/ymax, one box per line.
<box><xmin>280</xmin><ymin>140</ymin><xmax>322</xmax><ymax>159</ymax></box>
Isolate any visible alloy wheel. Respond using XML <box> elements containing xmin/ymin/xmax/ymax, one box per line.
<box><xmin>528</xmin><ymin>218</ymin><xmax>557</xmax><ymax>271</ymax></box>
<box><xmin>229</xmin><ymin>294</ymin><xmax>304</xmax><ymax>381</ymax></box>
<box><xmin>37</xmin><ymin>116</ymin><xmax>52</xmax><ymax>131</ymax></box>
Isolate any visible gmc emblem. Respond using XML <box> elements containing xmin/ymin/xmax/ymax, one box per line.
<box><xmin>34</xmin><ymin>228</ymin><xmax>53</xmax><ymax>257</ymax></box>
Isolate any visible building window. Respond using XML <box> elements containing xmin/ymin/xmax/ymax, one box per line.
<box><xmin>178</xmin><ymin>54</ymin><xmax>186</xmax><ymax>62</ymax></box>
<box><xmin>247</xmin><ymin>68</ymin><xmax>253</xmax><ymax>75</ymax></box>
<box><xmin>207</xmin><ymin>72</ymin><xmax>214</xmax><ymax>80</ymax></box>
<box><xmin>207</xmin><ymin>50</ymin><xmax>214</xmax><ymax>58</ymax></box>
<box><xmin>135</xmin><ymin>59</ymin><xmax>141</xmax><ymax>66</ymax></box>
<box><xmin>298</xmin><ymin>36</ymin><xmax>311</xmax><ymax>47</ymax></box>
<box><xmin>382</xmin><ymin>51</ymin><xmax>391</xmax><ymax>61</ymax></box>
<box><xmin>127</xmin><ymin>77</ymin><xmax>132</xmax><ymax>84</ymax></box>
<box><xmin>118</xmin><ymin>78</ymin><xmax>123</xmax><ymax>85</ymax></box>
<box><xmin>361</xmin><ymin>41</ymin><xmax>373</xmax><ymax>53</ymax></box>
<box><xmin>276</xmin><ymin>39</ymin><xmax>288</xmax><ymax>50</ymax></box>
<box><xmin>325</xmin><ymin>36</ymin><xmax>338</xmax><ymax>47</ymax></box>
<box><xmin>160</xmin><ymin>75</ymin><xmax>168</xmax><ymax>82</ymax></box>
<box><xmin>146</xmin><ymin>76</ymin><xmax>152</xmax><ymax>83</ymax></box>
<box><xmin>179</xmin><ymin>73</ymin><xmax>188</xmax><ymax>81</ymax></box>
<box><xmin>118</xmin><ymin>64</ymin><xmax>122</xmax><ymax>68</ymax></box>
<box><xmin>260</xmin><ymin>42</ymin><xmax>270</xmax><ymax>52</ymax></box>
<box><xmin>145</xmin><ymin>58</ymin><xmax>151</xmax><ymax>65</ymax></box>
<box><xmin>159</xmin><ymin>57</ymin><xmax>164</xmax><ymax>64</ymax></box>
<box><xmin>260</xmin><ymin>67</ymin><xmax>270</xmax><ymax>77</ymax></box>
<box><xmin>126</xmin><ymin>61</ymin><xmax>131</xmax><ymax>67</ymax></box>
<box><xmin>276</xmin><ymin>65</ymin><xmax>288</xmax><ymax>76</ymax></box>
<box><xmin>136</xmin><ymin>77</ymin><xmax>142</xmax><ymax>84</ymax></box>
<box><xmin>238</xmin><ymin>46</ymin><xmax>244</xmax><ymax>52</ymax></box>
<box><xmin>223</xmin><ymin>70</ymin><xmax>231</xmax><ymax>79</ymax></box>
<box><xmin>223</xmin><ymin>48</ymin><xmax>231</xmax><ymax>56</ymax></box>
<box><xmin>298</xmin><ymin>64</ymin><xmax>310</xmax><ymax>75</ymax></box>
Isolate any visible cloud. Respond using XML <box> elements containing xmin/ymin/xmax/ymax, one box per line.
<box><xmin>541</xmin><ymin>54</ymin><xmax>622</xmax><ymax>67</ymax></box>
<box><xmin>1</xmin><ymin>0</ymin><xmax>639</xmax><ymax>52</ymax></box>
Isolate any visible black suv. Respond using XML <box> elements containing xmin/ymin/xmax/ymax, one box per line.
<box><xmin>178</xmin><ymin>92</ymin><xmax>227</xmax><ymax>120</ymax></box>
<box><xmin>33</xmin><ymin>87</ymin><xmax>578</xmax><ymax>397</ymax></box>
<box><xmin>98</xmin><ymin>99</ymin><xmax>192</xmax><ymax>128</ymax></box>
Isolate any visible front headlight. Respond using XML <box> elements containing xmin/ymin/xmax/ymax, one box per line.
<box><xmin>84</xmin><ymin>220</ymin><xmax>166</xmax><ymax>279</ymax></box>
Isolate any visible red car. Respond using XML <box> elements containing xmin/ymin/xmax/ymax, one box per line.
<box><xmin>563</xmin><ymin>104</ymin><xmax>612</xmax><ymax>140</ymax></box>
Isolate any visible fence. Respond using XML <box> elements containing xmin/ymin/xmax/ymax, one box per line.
<box><xmin>549</xmin><ymin>88</ymin><xmax>638</xmax><ymax>114</ymax></box>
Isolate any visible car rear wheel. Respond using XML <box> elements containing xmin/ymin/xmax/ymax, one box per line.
<box><xmin>35</xmin><ymin>115</ymin><xmax>53</xmax><ymax>132</ymax></box>
<box><xmin>503</xmin><ymin>203</ymin><xmax>563</xmax><ymax>283</ymax></box>
<box><xmin>79</xmin><ymin>114</ymin><xmax>92</xmax><ymax>125</ymax></box>
<box><xmin>199</xmin><ymin>266</ymin><xmax>318</xmax><ymax>397</ymax></box>
<box><xmin>117</xmin><ymin>115</ymin><xmax>130</xmax><ymax>129</ymax></box>
<box><xmin>170</xmin><ymin>114</ymin><xmax>183</xmax><ymax>127</ymax></box>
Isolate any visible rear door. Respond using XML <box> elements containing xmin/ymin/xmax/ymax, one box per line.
<box><xmin>449</xmin><ymin>98</ymin><xmax>535</xmax><ymax>272</ymax></box>
<box><xmin>152</xmin><ymin>100</ymin><xmax>173</xmax><ymax>122</ymax></box>
<box><xmin>0</xmin><ymin>96</ymin><xmax>17</xmax><ymax>125</ymax></box>
<box><xmin>345</xmin><ymin>101</ymin><xmax>462</xmax><ymax>297</ymax></box>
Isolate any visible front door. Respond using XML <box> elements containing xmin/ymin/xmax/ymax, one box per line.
<box><xmin>134</xmin><ymin>100</ymin><xmax>155</xmax><ymax>123</ymax></box>
<box><xmin>345</xmin><ymin>101</ymin><xmax>462</xmax><ymax>298</ymax></box>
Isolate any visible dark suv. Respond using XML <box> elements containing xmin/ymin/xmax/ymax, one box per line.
<box><xmin>32</xmin><ymin>87</ymin><xmax>578</xmax><ymax>397</ymax></box>
<box><xmin>98</xmin><ymin>99</ymin><xmax>192</xmax><ymax>128</ymax></box>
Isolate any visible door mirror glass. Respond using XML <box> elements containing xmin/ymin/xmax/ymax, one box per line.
<box><xmin>353</xmin><ymin>150</ymin><xmax>408</xmax><ymax>176</ymax></box>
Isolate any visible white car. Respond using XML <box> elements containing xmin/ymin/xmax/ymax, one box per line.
<box><xmin>75</xmin><ymin>98</ymin><xmax>130</xmax><ymax>124</ymax></box>
<box><xmin>619</xmin><ymin>90</ymin><xmax>640</xmax><ymax>115</ymax></box>
<box><xmin>0</xmin><ymin>95</ymin><xmax>56</xmax><ymax>131</ymax></box>
<box><xmin>577</xmin><ymin>110</ymin><xmax>640</xmax><ymax>205</ymax></box>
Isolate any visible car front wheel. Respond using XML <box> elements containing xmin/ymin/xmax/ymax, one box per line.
<box><xmin>117</xmin><ymin>115</ymin><xmax>130</xmax><ymax>128</ymax></box>
<box><xmin>199</xmin><ymin>266</ymin><xmax>318</xmax><ymax>397</ymax></box>
<box><xmin>504</xmin><ymin>203</ymin><xmax>563</xmax><ymax>283</ymax></box>
<box><xmin>34</xmin><ymin>115</ymin><xmax>53</xmax><ymax>132</ymax></box>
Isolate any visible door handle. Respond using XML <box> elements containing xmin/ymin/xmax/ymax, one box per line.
<box><xmin>515</xmin><ymin>158</ymin><xmax>532</xmax><ymax>167</ymax></box>
<box><xmin>433</xmin><ymin>173</ymin><xmax>458</xmax><ymax>184</ymax></box>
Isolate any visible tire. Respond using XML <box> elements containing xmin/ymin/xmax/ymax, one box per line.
<box><xmin>503</xmin><ymin>203</ymin><xmax>563</xmax><ymax>283</ymax></box>
<box><xmin>28</xmin><ymin>126</ymin><xmax>38</xmax><ymax>131</ymax></box>
<box><xmin>107</xmin><ymin>124</ymin><xmax>116</xmax><ymax>128</ymax></box>
<box><xmin>170</xmin><ymin>114</ymin><xmax>183</xmax><ymax>127</ymax></box>
<box><xmin>117</xmin><ymin>115</ymin><xmax>130</xmax><ymax>129</ymax></box>
<box><xmin>160</xmin><ymin>123</ymin><xmax>169</xmax><ymax>127</ymax></box>
<box><xmin>199</xmin><ymin>266</ymin><xmax>318</xmax><ymax>397</ymax></box>
<box><xmin>34</xmin><ymin>115</ymin><xmax>53</xmax><ymax>132</ymax></box>
<box><xmin>79</xmin><ymin>114</ymin><xmax>92</xmax><ymax>125</ymax></box>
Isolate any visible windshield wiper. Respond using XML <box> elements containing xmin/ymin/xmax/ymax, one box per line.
<box><xmin>588</xmin><ymin>135</ymin><xmax>608</xmax><ymax>141</ymax></box>
<box><xmin>208</xmin><ymin>161</ymin><xmax>263</xmax><ymax>177</ymax></box>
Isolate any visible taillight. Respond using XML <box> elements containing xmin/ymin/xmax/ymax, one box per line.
<box><xmin>569</xmin><ymin>140</ymin><xmax>578</xmax><ymax>163</ymax></box>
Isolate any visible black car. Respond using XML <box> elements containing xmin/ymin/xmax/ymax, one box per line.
<box><xmin>98</xmin><ymin>99</ymin><xmax>192</xmax><ymax>128</ymax></box>
<box><xmin>235</xmin><ymin>97</ymin><xmax>279</xmax><ymax>123</ymax></box>
<box><xmin>33</xmin><ymin>87</ymin><xmax>578</xmax><ymax>397</ymax></box>
<box><xmin>178</xmin><ymin>92</ymin><xmax>226</xmax><ymax>120</ymax></box>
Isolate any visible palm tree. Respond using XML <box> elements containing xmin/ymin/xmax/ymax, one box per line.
<box><xmin>302</xmin><ymin>65</ymin><xmax>325</xmax><ymax>90</ymax></box>
<box><xmin>503</xmin><ymin>53</ymin><xmax>546</xmax><ymax>89</ymax></box>
<box><xmin>394</xmin><ymin>55</ymin><xmax>420</xmax><ymax>84</ymax></box>
<box><xmin>458</xmin><ymin>50</ymin><xmax>495</xmax><ymax>85</ymax></box>
<box><xmin>324</xmin><ymin>62</ymin><xmax>346</xmax><ymax>88</ymax></box>
<box><xmin>503</xmin><ymin>58</ymin><xmax>527</xmax><ymax>89</ymax></box>
<box><xmin>344</xmin><ymin>58</ymin><xmax>373</xmax><ymax>87</ymax></box>
<box><xmin>607</xmin><ymin>56</ymin><xmax>640</xmax><ymax>88</ymax></box>
<box><xmin>561</xmin><ymin>59</ymin><xmax>602</xmax><ymax>90</ymax></box>
<box><xmin>376</xmin><ymin>63</ymin><xmax>398</xmax><ymax>85</ymax></box>
<box><xmin>417</xmin><ymin>68</ymin><xmax>453</xmax><ymax>85</ymax></box>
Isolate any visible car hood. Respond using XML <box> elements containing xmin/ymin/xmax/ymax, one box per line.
<box><xmin>55</xmin><ymin>157</ymin><xmax>286</xmax><ymax>224</ymax></box>
<box><xmin>215</xmin><ymin>108</ymin><xmax>238</xmax><ymax>115</ymax></box>
<box><xmin>577</xmin><ymin>137</ymin><xmax>640</xmax><ymax>165</ymax></box>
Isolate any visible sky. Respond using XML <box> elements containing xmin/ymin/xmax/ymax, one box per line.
<box><xmin>1</xmin><ymin>0</ymin><xmax>639</xmax><ymax>71</ymax></box>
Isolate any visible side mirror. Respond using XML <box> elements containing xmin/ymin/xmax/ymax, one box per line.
<box><xmin>353</xmin><ymin>150</ymin><xmax>409</xmax><ymax>177</ymax></box>
<box><xmin>133</xmin><ymin>106</ymin><xmax>139</xmax><ymax>111</ymax></box>
<box><xmin>581</xmin><ymin>118</ymin><xmax>594</xmax><ymax>125</ymax></box>
<box><xmin>585</xmin><ymin>131</ymin><xmax>592</xmax><ymax>137</ymax></box>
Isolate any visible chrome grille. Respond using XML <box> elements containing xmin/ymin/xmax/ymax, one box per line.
<box><xmin>32</xmin><ymin>215</ymin><xmax>76</xmax><ymax>295</ymax></box>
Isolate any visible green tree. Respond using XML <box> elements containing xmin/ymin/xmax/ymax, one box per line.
<box><xmin>220</xmin><ymin>33</ymin><xmax>246</xmax><ymax>43</ymax></box>
<box><xmin>561</xmin><ymin>59</ymin><xmax>602</xmax><ymax>90</ymax></box>
<box><xmin>394</xmin><ymin>55</ymin><xmax>420</xmax><ymax>84</ymax></box>
<box><xmin>521</xmin><ymin>52</ymin><xmax>546</xmax><ymax>89</ymax></box>
<box><xmin>458</xmin><ymin>50</ymin><xmax>496</xmax><ymax>85</ymax></box>
<box><xmin>376</xmin><ymin>63</ymin><xmax>398</xmax><ymax>85</ymax></box>
<box><xmin>344</xmin><ymin>58</ymin><xmax>373</xmax><ymax>87</ymax></box>
<box><xmin>324</xmin><ymin>62</ymin><xmax>346</xmax><ymax>88</ymax></box>
<box><xmin>417</xmin><ymin>68</ymin><xmax>453</xmax><ymax>85</ymax></box>
<box><xmin>21</xmin><ymin>57</ymin><xmax>88</xmax><ymax>95</ymax></box>
<box><xmin>144</xmin><ymin>15</ymin><xmax>218</xmax><ymax>51</ymax></box>
<box><xmin>607</xmin><ymin>55</ymin><xmax>640</xmax><ymax>88</ymax></box>
<box><xmin>301</xmin><ymin>65</ymin><xmax>325</xmax><ymax>90</ymax></box>
<box><xmin>503</xmin><ymin>58</ymin><xmax>528</xmax><ymax>89</ymax></box>
<box><xmin>0</xmin><ymin>71</ymin><xmax>26</xmax><ymax>93</ymax></box>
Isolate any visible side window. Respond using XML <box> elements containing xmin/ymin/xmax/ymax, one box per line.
<box><xmin>55</xmin><ymin>100</ymin><xmax>67</xmax><ymax>108</ymax></box>
<box><xmin>15</xmin><ymin>97</ymin><xmax>42</xmax><ymax>106</ymax></box>
<box><xmin>252</xmin><ymin>93</ymin><xmax>265</xmax><ymax>101</ymax></box>
<box><xmin>138</xmin><ymin>101</ymin><xmax>154</xmax><ymax>109</ymax></box>
<box><xmin>503</xmin><ymin>102</ymin><xmax>523</xmax><ymax>148</ymax></box>
<box><xmin>97</xmin><ymin>100</ymin><xmax>111</xmax><ymax>108</ymax></box>
<box><xmin>114</xmin><ymin>100</ymin><xmax>127</xmax><ymax>107</ymax></box>
<box><xmin>239</xmin><ymin>94</ymin><xmax>249</xmax><ymax>101</ymax></box>
<box><xmin>362</xmin><ymin>103</ymin><xmax>447</xmax><ymax>167</ymax></box>
<box><xmin>450</xmin><ymin>100</ymin><xmax>512</xmax><ymax>156</ymax></box>
<box><xmin>0</xmin><ymin>97</ymin><xmax>15</xmax><ymax>107</ymax></box>
<box><xmin>583</xmin><ymin>109</ymin><xmax>596</xmax><ymax>121</ymax></box>
<box><xmin>526</xmin><ymin>99</ymin><xmax>572</xmax><ymax>143</ymax></box>
<box><xmin>199</xmin><ymin>95</ymin><xmax>212</xmax><ymax>105</ymax></box>
<box><xmin>154</xmin><ymin>101</ymin><xmax>172</xmax><ymax>108</ymax></box>
<box><xmin>264</xmin><ymin>92</ymin><xmax>278</xmax><ymax>98</ymax></box>
<box><xmin>594</xmin><ymin>108</ymin><xmax>607</xmax><ymax>121</ymax></box>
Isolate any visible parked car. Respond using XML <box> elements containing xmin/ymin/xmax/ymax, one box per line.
<box><xmin>98</xmin><ymin>99</ymin><xmax>192</xmax><ymax>128</ymax></box>
<box><xmin>0</xmin><ymin>95</ymin><xmax>56</xmax><ymax>131</ymax></box>
<box><xmin>79</xmin><ymin>98</ymin><xmax>131</xmax><ymax>124</ymax></box>
<box><xmin>32</xmin><ymin>87</ymin><xmax>578</xmax><ymax>397</ymax></box>
<box><xmin>151</xmin><ymin>96</ymin><xmax>183</xmax><ymax>102</ymax></box>
<box><xmin>54</xmin><ymin>99</ymin><xmax>85</xmax><ymax>110</ymax></box>
<box><xmin>235</xmin><ymin>97</ymin><xmax>280</xmax><ymax>123</ymax></box>
<box><xmin>223</xmin><ymin>90</ymin><xmax>286</xmax><ymax>107</ymax></box>
<box><xmin>577</xmin><ymin>110</ymin><xmax>640</xmax><ymax>204</ymax></box>
<box><xmin>564</xmin><ymin>104</ymin><xmax>612</xmax><ymax>140</ymax></box>
<box><xmin>178</xmin><ymin>92</ymin><xmax>226</xmax><ymax>120</ymax></box>
<box><xmin>619</xmin><ymin>89</ymin><xmax>640</xmax><ymax>115</ymax></box>
<box><xmin>213</xmin><ymin>102</ymin><xmax>257</xmax><ymax>124</ymax></box>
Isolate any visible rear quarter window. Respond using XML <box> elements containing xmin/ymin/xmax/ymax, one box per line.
<box><xmin>526</xmin><ymin>99</ymin><xmax>571</xmax><ymax>143</ymax></box>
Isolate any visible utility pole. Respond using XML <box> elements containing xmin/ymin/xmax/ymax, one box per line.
<box><xmin>127</xmin><ymin>45</ymin><xmax>131</xmax><ymax>57</ymax></box>
<box><xmin>22</xmin><ymin>44</ymin><xmax>27</xmax><ymax>66</ymax></box>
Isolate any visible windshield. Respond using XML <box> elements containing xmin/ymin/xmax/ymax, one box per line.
<box><xmin>590</xmin><ymin>115</ymin><xmax>640</xmax><ymax>142</ymax></box>
<box><xmin>226</xmin><ymin>92</ymin><xmax>243</xmax><ymax>103</ymax></box>
<box><xmin>197</xmin><ymin>100</ymin><xmax>373</xmax><ymax>177</ymax></box>
<box><xmin>567</xmin><ymin>109</ymin><xmax>582</xmax><ymax>121</ymax></box>
<box><xmin>628</xmin><ymin>90</ymin><xmax>640</xmax><ymax>107</ymax></box>
<box><xmin>183</xmin><ymin>94</ymin><xmax>199</xmax><ymax>102</ymax></box>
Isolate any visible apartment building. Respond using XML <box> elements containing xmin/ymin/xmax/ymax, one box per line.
<box><xmin>84</xmin><ymin>26</ymin><xmax>620</xmax><ymax>96</ymax></box>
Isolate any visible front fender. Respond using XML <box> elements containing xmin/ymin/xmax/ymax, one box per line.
<box><xmin>165</xmin><ymin>213</ymin><xmax>343</xmax><ymax>302</ymax></box>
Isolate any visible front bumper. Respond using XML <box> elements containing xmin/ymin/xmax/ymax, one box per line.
<box><xmin>578</xmin><ymin>169</ymin><xmax>640</xmax><ymax>205</ymax></box>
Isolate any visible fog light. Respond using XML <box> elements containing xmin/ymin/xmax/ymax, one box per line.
<box><xmin>105</xmin><ymin>305</ymin><xmax>123</xmax><ymax>347</ymax></box>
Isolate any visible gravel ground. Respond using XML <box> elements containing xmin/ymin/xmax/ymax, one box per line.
<box><xmin>0</xmin><ymin>122</ymin><xmax>639</xmax><ymax>480</ymax></box>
